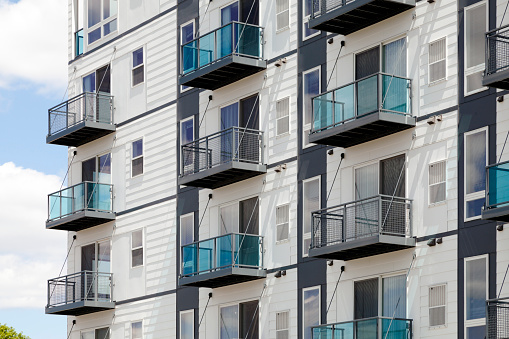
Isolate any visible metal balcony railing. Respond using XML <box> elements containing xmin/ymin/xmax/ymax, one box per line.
<box><xmin>75</xmin><ymin>29</ymin><xmax>84</xmax><ymax>57</ymax></box>
<box><xmin>485</xmin><ymin>161</ymin><xmax>509</xmax><ymax>210</ymax></box>
<box><xmin>181</xmin><ymin>127</ymin><xmax>264</xmax><ymax>177</ymax></box>
<box><xmin>311</xmin><ymin>73</ymin><xmax>412</xmax><ymax>135</ymax></box>
<box><xmin>311</xmin><ymin>195</ymin><xmax>412</xmax><ymax>250</ymax></box>
<box><xmin>181</xmin><ymin>233</ymin><xmax>264</xmax><ymax>278</ymax></box>
<box><xmin>47</xmin><ymin>271</ymin><xmax>113</xmax><ymax>309</ymax></box>
<box><xmin>47</xmin><ymin>181</ymin><xmax>113</xmax><ymax>222</ymax></box>
<box><xmin>487</xmin><ymin>297</ymin><xmax>509</xmax><ymax>339</ymax></box>
<box><xmin>181</xmin><ymin>21</ymin><xmax>264</xmax><ymax>75</ymax></box>
<box><xmin>48</xmin><ymin>92</ymin><xmax>113</xmax><ymax>138</ymax></box>
<box><xmin>311</xmin><ymin>0</ymin><xmax>356</xmax><ymax>18</ymax></box>
<box><xmin>312</xmin><ymin>317</ymin><xmax>413</xmax><ymax>339</ymax></box>
<box><xmin>485</xmin><ymin>25</ymin><xmax>509</xmax><ymax>78</ymax></box>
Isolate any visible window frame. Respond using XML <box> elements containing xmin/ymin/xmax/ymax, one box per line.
<box><xmin>464</xmin><ymin>127</ymin><xmax>488</xmax><ymax>221</ymax></box>
<box><xmin>180</xmin><ymin>19</ymin><xmax>196</xmax><ymax>93</ymax></box>
<box><xmin>464</xmin><ymin>255</ymin><xmax>489</xmax><ymax>334</ymax></box>
<box><xmin>302</xmin><ymin>176</ymin><xmax>321</xmax><ymax>257</ymax></box>
<box><xmin>220</xmin><ymin>1</ymin><xmax>240</xmax><ymax>26</ymax></box>
<box><xmin>428</xmin><ymin>37</ymin><xmax>447</xmax><ymax>85</ymax></box>
<box><xmin>276</xmin><ymin>0</ymin><xmax>290</xmax><ymax>33</ymax></box>
<box><xmin>180</xmin><ymin>116</ymin><xmax>195</xmax><ymax>145</ymax></box>
<box><xmin>463</xmin><ymin>1</ymin><xmax>488</xmax><ymax>96</ymax></box>
<box><xmin>218</xmin><ymin>299</ymin><xmax>259</xmax><ymax>339</ymax></box>
<box><xmin>276</xmin><ymin>310</ymin><xmax>290</xmax><ymax>338</ymax></box>
<box><xmin>302</xmin><ymin>286</ymin><xmax>321</xmax><ymax>339</ymax></box>
<box><xmin>276</xmin><ymin>96</ymin><xmax>290</xmax><ymax>137</ymax></box>
<box><xmin>276</xmin><ymin>203</ymin><xmax>290</xmax><ymax>244</ymax></box>
<box><xmin>180</xmin><ymin>309</ymin><xmax>194</xmax><ymax>339</ymax></box>
<box><xmin>428</xmin><ymin>283</ymin><xmax>448</xmax><ymax>329</ymax></box>
<box><xmin>85</xmin><ymin>0</ymin><xmax>118</xmax><ymax>46</ymax></box>
<box><xmin>354</xmin><ymin>36</ymin><xmax>408</xmax><ymax>80</ymax></box>
<box><xmin>131</xmin><ymin>229</ymin><xmax>144</xmax><ymax>268</ymax></box>
<box><xmin>302</xmin><ymin>66</ymin><xmax>321</xmax><ymax>148</ymax></box>
<box><xmin>132</xmin><ymin>47</ymin><xmax>145</xmax><ymax>87</ymax></box>
<box><xmin>428</xmin><ymin>160</ymin><xmax>447</xmax><ymax>206</ymax></box>
<box><xmin>180</xmin><ymin>212</ymin><xmax>195</xmax><ymax>246</ymax></box>
<box><xmin>302</xmin><ymin>0</ymin><xmax>320</xmax><ymax>40</ymax></box>
<box><xmin>131</xmin><ymin>320</ymin><xmax>143</xmax><ymax>339</ymax></box>
<box><xmin>131</xmin><ymin>138</ymin><xmax>144</xmax><ymax>178</ymax></box>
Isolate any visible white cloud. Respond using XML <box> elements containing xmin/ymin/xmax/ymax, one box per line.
<box><xmin>0</xmin><ymin>162</ymin><xmax>67</xmax><ymax>308</ymax></box>
<box><xmin>0</xmin><ymin>0</ymin><xmax>67</xmax><ymax>94</ymax></box>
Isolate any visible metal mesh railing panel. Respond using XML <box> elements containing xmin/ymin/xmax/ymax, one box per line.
<box><xmin>312</xmin><ymin>0</ymin><xmax>356</xmax><ymax>18</ymax></box>
<box><xmin>486</xmin><ymin>27</ymin><xmax>509</xmax><ymax>76</ymax></box>
<box><xmin>48</xmin><ymin>92</ymin><xmax>113</xmax><ymax>136</ymax></box>
<box><xmin>380</xmin><ymin>197</ymin><xmax>410</xmax><ymax>236</ymax></box>
<box><xmin>487</xmin><ymin>300</ymin><xmax>509</xmax><ymax>339</ymax></box>
<box><xmin>181</xmin><ymin>127</ymin><xmax>263</xmax><ymax>177</ymax></box>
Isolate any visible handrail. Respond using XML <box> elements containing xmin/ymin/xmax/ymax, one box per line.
<box><xmin>182</xmin><ymin>232</ymin><xmax>262</xmax><ymax>247</ymax></box>
<box><xmin>181</xmin><ymin>21</ymin><xmax>263</xmax><ymax>47</ymax></box>
<box><xmin>181</xmin><ymin>126</ymin><xmax>262</xmax><ymax>148</ymax></box>
<box><xmin>311</xmin><ymin>316</ymin><xmax>413</xmax><ymax>339</ymax></box>
<box><xmin>47</xmin><ymin>180</ymin><xmax>113</xmax><ymax>197</ymax></box>
<box><xmin>312</xmin><ymin>194</ymin><xmax>412</xmax><ymax>214</ymax></box>
<box><xmin>47</xmin><ymin>270</ymin><xmax>111</xmax><ymax>282</ymax></box>
<box><xmin>485</xmin><ymin>161</ymin><xmax>509</xmax><ymax>209</ymax></box>
<box><xmin>313</xmin><ymin>316</ymin><xmax>413</xmax><ymax>328</ymax></box>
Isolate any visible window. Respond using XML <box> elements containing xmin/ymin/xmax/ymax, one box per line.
<box><xmin>221</xmin><ymin>2</ymin><xmax>239</xmax><ymax>25</ymax></box>
<box><xmin>464</xmin><ymin>128</ymin><xmax>487</xmax><ymax>220</ymax></box>
<box><xmin>276</xmin><ymin>0</ymin><xmax>289</xmax><ymax>32</ymax></box>
<box><xmin>131</xmin><ymin>321</ymin><xmax>142</xmax><ymax>339</ymax></box>
<box><xmin>81</xmin><ymin>328</ymin><xmax>110</xmax><ymax>339</ymax></box>
<box><xmin>464</xmin><ymin>2</ymin><xmax>487</xmax><ymax>95</ymax></box>
<box><xmin>132</xmin><ymin>139</ymin><xmax>143</xmax><ymax>177</ymax></box>
<box><xmin>131</xmin><ymin>229</ymin><xmax>143</xmax><ymax>268</ymax></box>
<box><xmin>180</xmin><ymin>310</ymin><xmax>194</xmax><ymax>339</ymax></box>
<box><xmin>429</xmin><ymin>38</ymin><xmax>446</xmax><ymax>83</ymax></box>
<box><xmin>356</xmin><ymin>37</ymin><xmax>407</xmax><ymax>80</ymax></box>
<box><xmin>82</xmin><ymin>153</ymin><xmax>112</xmax><ymax>183</ymax></box>
<box><xmin>303</xmin><ymin>67</ymin><xmax>320</xmax><ymax>147</ymax></box>
<box><xmin>276</xmin><ymin>97</ymin><xmax>290</xmax><ymax>136</ymax></box>
<box><xmin>181</xmin><ymin>20</ymin><xmax>195</xmax><ymax>91</ymax></box>
<box><xmin>132</xmin><ymin>48</ymin><xmax>144</xmax><ymax>86</ymax></box>
<box><xmin>303</xmin><ymin>0</ymin><xmax>319</xmax><ymax>39</ymax></box>
<box><xmin>181</xmin><ymin>117</ymin><xmax>194</xmax><ymax>145</ymax></box>
<box><xmin>303</xmin><ymin>177</ymin><xmax>320</xmax><ymax>256</ymax></box>
<box><xmin>465</xmin><ymin>256</ymin><xmax>488</xmax><ymax>336</ymax></box>
<box><xmin>429</xmin><ymin>284</ymin><xmax>447</xmax><ymax>327</ymax></box>
<box><xmin>276</xmin><ymin>204</ymin><xmax>289</xmax><ymax>242</ymax></box>
<box><xmin>83</xmin><ymin>64</ymin><xmax>111</xmax><ymax>94</ymax></box>
<box><xmin>180</xmin><ymin>213</ymin><xmax>194</xmax><ymax>246</ymax></box>
<box><xmin>87</xmin><ymin>0</ymin><xmax>118</xmax><ymax>45</ymax></box>
<box><xmin>219</xmin><ymin>197</ymin><xmax>260</xmax><ymax>235</ymax></box>
<box><xmin>220</xmin><ymin>300</ymin><xmax>259</xmax><ymax>339</ymax></box>
<box><xmin>429</xmin><ymin>160</ymin><xmax>446</xmax><ymax>205</ymax></box>
<box><xmin>276</xmin><ymin>310</ymin><xmax>289</xmax><ymax>339</ymax></box>
<box><xmin>303</xmin><ymin>286</ymin><xmax>320</xmax><ymax>339</ymax></box>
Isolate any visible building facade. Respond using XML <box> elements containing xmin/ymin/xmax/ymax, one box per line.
<box><xmin>43</xmin><ymin>0</ymin><xmax>509</xmax><ymax>337</ymax></box>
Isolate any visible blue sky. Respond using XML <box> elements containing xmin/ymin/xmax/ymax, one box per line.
<box><xmin>0</xmin><ymin>0</ymin><xmax>70</xmax><ymax>338</ymax></box>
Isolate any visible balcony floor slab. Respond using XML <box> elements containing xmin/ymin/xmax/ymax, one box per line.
<box><xmin>482</xmin><ymin>69</ymin><xmax>509</xmax><ymax>90</ymax></box>
<box><xmin>46</xmin><ymin>121</ymin><xmax>115</xmax><ymax>147</ymax></box>
<box><xmin>46</xmin><ymin>210</ymin><xmax>116</xmax><ymax>232</ymax></box>
<box><xmin>45</xmin><ymin>300</ymin><xmax>115</xmax><ymax>316</ymax></box>
<box><xmin>179</xmin><ymin>267</ymin><xmax>267</xmax><ymax>288</ymax></box>
<box><xmin>482</xmin><ymin>205</ymin><xmax>509</xmax><ymax>222</ymax></box>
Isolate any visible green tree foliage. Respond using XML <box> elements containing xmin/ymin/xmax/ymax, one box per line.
<box><xmin>0</xmin><ymin>324</ymin><xmax>30</xmax><ymax>339</ymax></box>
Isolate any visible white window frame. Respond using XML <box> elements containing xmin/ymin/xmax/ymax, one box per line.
<box><xmin>464</xmin><ymin>255</ymin><xmax>489</xmax><ymax>335</ymax></box>
<box><xmin>180</xmin><ymin>309</ymin><xmax>194</xmax><ymax>339</ymax></box>
<box><xmin>180</xmin><ymin>212</ymin><xmax>195</xmax><ymax>246</ymax></box>
<box><xmin>276</xmin><ymin>0</ymin><xmax>290</xmax><ymax>33</ymax></box>
<box><xmin>428</xmin><ymin>283</ymin><xmax>448</xmax><ymax>329</ymax></box>
<box><xmin>276</xmin><ymin>96</ymin><xmax>290</xmax><ymax>137</ymax></box>
<box><xmin>464</xmin><ymin>1</ymin><xmax>488</xmax><ymax>96</ymax></box>
<box><xmin>132</xmin><ymin>47</ymin><xmax>145</xmax><ymax>87</ymax></box>
<box><xmin>302</xmin><ymin>176</ymin><xmax>320</xmax><ymax>257</ymax></box>
<box><xmin>180</xmin><ymin>19</ymin><xmax>196</xmax><ymax>93</ymax></box>
<box><xmin>302</xmin><ymin>0</ymin><xmax>320</xmax><ymax>40</ymax></box>
<box><xmin>464</xmin><ymin>127</ymin><xmax>488</xmax><ymax>221</ymax></box>
<box><xmin>131</xmin><ymin>229</ymin><xmax>144</xmax><ymax>268</ymax></box>
<box><xmin>354</xmin><ymin>36</ymin><xmax>407</xmax><ymax>78</ymax></box>
<box><xmin>303</xmin><ymin>66</ymin><xmax>321</xmax><ymax>148</ymax></box>
<box><xmin>219</xmin><ymin>201</ymin><xmax>240</xmax><ymax>235</ymax></box>
<box><xmin>302</xmin><ymin>286</ymin><xmax>321</xmax><ymax>339</ymax></box>
<box><xmin>276</xmin><ymin>203</ymin><xmax>290</xmax><ymax>244</ymax></box>
<box><xmin>428</xmin><ymin>160</ymin><xmax>447</xmax><ymax>206</ymax></box>
<box><xmin>131</xmin><ymin>138</ymin><xmax>144</xmax><ymax>178</ymax></box>
<box><xmin>276</xmin><ymin>310</ymin><xmax>290</xmax><ymax>338</ymax></box>
<box><xmin>180</xmin><ymin>116</ymin><xmax>195</xmax><ymax>145</ymax></box>
<box><xmin>131</xmin><ymin>320</ymin><xmax>143</xmax><ymax>339</ymax></box>
<box><xmin>84</xmin><ymin>0</ymin><xmax>118</xmax><ymax>46</ymax></box>
<box><xmin>428</xmin><ymin>37</ymin><xmax>447</xmax><ymax>84</ymax></box>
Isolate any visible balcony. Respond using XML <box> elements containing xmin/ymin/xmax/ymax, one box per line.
<box><xmin>46</xmin><ymin>271</ymin><xmax>114</xmax><ymax>316</ymax></box>
<box><xmin>179</xmin><ymin>233</ymin><xmax>266</xmax><ymax>288</ymax></box>
<box><xmin>46</xmin><ymin>182</ymin><xmax>115</xmax><ymax>232</ymax></box>
<box><xmin>483</xmin><ymin>25</ymin><xmax>509</xmax><ymax>89</ymax></box>
<box><xmin>179</xmin><ymin>22</ymin><xmax>267</xmax><ymax>90</ymax></box>
<box><xmin>309</xmin><ymin>0</ymin><xmax>415</xmax><ymax>35</ymax></box>
<box><xmin>312</xmin><ymin>317</ymin><xmax>413</xmax><ymax>339</ymax></box>
<box><xmin>75</xmin><ymin>29</ymin><xmax>84</xmax><ymax>57</ymax></box>
<box><xmin>309</xmin><ymin>73</ymin><xmax>415</xmax><ymax>148</ymax></box>
<box><xmin>482</xmin><ymin>161</ymin><xmax>509</xmax><ymax>221</ymax></box>
<box><xmin>487</xmin><ymin>297</ymin><xmax>509</xmax><ymax>339</ymax></box>
<box><xmin>178</xmin><ymin>127</ymin><xmax>266</xmax><ymax>189</ymax></box>
<box><xmin>309</xmin><ymin>195</ymin><xmax>415</xmax><ymax>261</ymax></box>
<box><xmin>47</xmin><ymin>92</ymin><xmax>115</xmax><ymax>147</ymax></box>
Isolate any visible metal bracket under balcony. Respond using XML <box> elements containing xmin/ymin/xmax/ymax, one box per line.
<box><xmin>483</xmin><ymin>25</ymin><xmax>509</xmax><ymax>89</ymax></box>
<box><xmin>179</xmin><ymin>233</ymin><xmax>266</xmax><ymax>288</ymax></box>
<box><xmin>46</xmin><ymin>182</ymin><xmax>115</xmax><ymax>232</ymax></box>
<box><xmin>312</xmin><ymin>317</ymin><xmax>413</xmax><ymax>339</ymax></box>
<box><xmin>47</xmin><ymin>92</ymin><xmax>115</xmax><ymax>147</ymax></box>
<box><xmin>309</xmin><ymin>195</ymin><xmax>415</xmax><ymax>261</ymax></box>
<box><xmin>309</xmin><ymin>73</ymin><xmax>415</xmax><ymax>148</ymax></box>
<box><xmin>179</xmin><ymin>22</ymin><xmax>267</xmax><ymax>90</ymax></box>
<box><xmin>46</xmin><ymin>271</ymin><xmax>115</xmax><ymax>316</ymax></box>
<box><xmin>309</xmin><ymin>0</ymin><xmax>415</xmax><ymax>35</ymax></box>
<box><xmin>178</xmin><ymin>127</ymin><xmax>266</xmax><ymax>189</ymax></box>
<box><xmin>482</xmin><ymin>161</ymin><xmax>509</xmax><ymax>222</ymax></box>
<box><xmin>486</xmin><ymin>297</ymin><xmax>509</xmax><ymax>339</ymax></box>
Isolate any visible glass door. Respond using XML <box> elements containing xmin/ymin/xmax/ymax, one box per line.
<box><xmin>220</xmin><ymin>102</ymin><xmax>239</xmax><ymax>163</ymax></box>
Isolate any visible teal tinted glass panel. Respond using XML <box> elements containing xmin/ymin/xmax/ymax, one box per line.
<box><xmin>198</xmin><ymin>239</ymin><xmax>214</xmax><ymax>273</ymax></box>
<box><xmin>356</xmin><ymin>318</ymin><xmax>377</xmax><ymax>339</ymax></box>
<box><xmin>217</xmin><ymin>24</ymin><xmax>233</xmax><ymax>59</ymax></box>
<box><xmin>199</xmin><ymin>33</ymin><xmax>215</xmax><ymax>67</ymax></box>
<box><xmin>381</xmin><ymin>318</ymin><xmax>410</xmax><ymax>339</ymax></box>
<box><xmin>334</xmin><ymin>322</ymin><xmax>354</xmax><ymax>339</ymax></box>
<box><xmin>237</xmin><ymin>234</ymin><xmax>260</xmax><ymax>266</ymax></box>
<box><xmin>49</xmin><ymin>195</ymin><xmax>62</xmax><ymax>220</ymax></box>
<box><xmin>382</xmin><ymin>75</ymin><xmax>409</xmax><ymax>114</ymax></box>
<box><xmin>488</xmin><ymin>162</ymin><xmax>509</xmax><ymax>207</ymax></box>
<box><xmin>312</xmin><ymin>325</ymin><xmax>334</xmax><ymax>339</ymax></box>
<box><xmin>356</xmin><ymin>75</ymin><xmax>378</xmax><ymax>116</ymax></box>
<box><xmin>335</xmin><ymin>84</ymin><xmax>355</xmax><ymax>122</ymax></box>
<box><xmin>237</xmin><ymin>23</ymin><xmax>260</xmax><ymax>57</ymax></box>
<box><xmin>76</xmin><ymin>30</ymin><xmax>84</xmax><ymax>56</ymax></box>
<box><xmin>217</xmin><ymin>234</ymin><xmax>233</xmax><ymax>268</ymax></box>
<box><xmin>183</xmin><ymin>41</ymin><xmax>198</xmax><ymax>74</ymax></box>
<box><xmin>313</xmin><ymin>92</ymin><xmax>333</xmax><ymax>131</ymax></box>
<box><xmin>182</xmin><ymin>243</ymin><xmax>197</xmax><ymax>276</ymax></box>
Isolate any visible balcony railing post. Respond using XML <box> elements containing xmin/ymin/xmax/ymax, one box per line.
<box><xmin>47</xmin><ymin>280</ymin><xmax>51</xmax><ymax>307</ymax></box>
<box><xmin>260</xmin><ymin>131</ymin><xmax>264</xmax><ymax>164</ymax></box>
<box><xmin>408</xmin><ymin>200</ymin><xmax>412</xmax><ymax>237</ymax></box>
<box><xmin>232</xmin><ymin>127</ymin><xmax>236</xmax><ymax>161</ymax></box>
<box><xmin>65</xmin><ymin>275</ymin><xmax>68</xmax><ymax>304</ymax></box>
<box><xmin>232</xmin><ymin>234</ymin><xmax>235</xmax><ymax>267</ymax></box>
<box><xmin>377</xmin><ymin>318</ymin><xmax>382</xmax><ymax>339</ymax></box>
<box><xmin>84</xmin><ymin>271</ymin><xmax>87</xmax><ymax>301</ymax></box>
<box><xmin>95</xmin><ymin>272</ymin><xmax>98</xmax><ymax>302</ymax></box>
<box><xmin>378</xmin><ymin>73</ymin><xmax>383</xmax><ymax>111</ymax></box>
<box><xmin>378</xmin><ymin>195</ymin><xmax>383</xmax><ymax>234</ymax></box>
<box><xmin>342</xmin><ymin>207</ymin><xmax>346</xmax><ymax>243</ymax></box>
<box><xmin>206</xmin><ymin>137</ymin><xmax>210</xmax><ymax>169</ymax></box>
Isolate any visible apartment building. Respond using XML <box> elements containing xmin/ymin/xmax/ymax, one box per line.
<box><xmin>43</xmin><ymin>0</ymin><xmax>509</xmax><ymax>337</ymax></box>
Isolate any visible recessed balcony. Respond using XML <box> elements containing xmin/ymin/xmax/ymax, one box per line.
<box><xmin>46</xmin><ymin>271</ymin><xmax>114</xmax><ymax>316</ymax></box>
<box><xmin>179</xmin><ymin>233</ymin><xmax>266</xmax><ymax>288</ymax></box>
<box><xmin>46</xmin><ymin>92</ymin><xmax>115</xmax><ymax>147</ymax></box>
<box><xmin>178</xmin><ymin>127</ymin><xmax>266</xmax><ymax>189</ymax></box>
<box><xmin>486</xmin><ymin>297</ymin><xmax>509</xmax><ymax>339</ymax></box>
<box><xmin>483</xmin><ymin>25</ymin><xmax>509</xmax><ymax>89</ymax></box>
<box><xmin>46</xmin><ymin>182</ymin><xmax>115</xmax><ymax>232</ymax></box>
<box><xmin>309</xmin><ymin>73</ymin><xmax>415</xmax><ymax>148</ymax></box>
<box><xmin>309</xmin><ymin>0</ymin><xmax>415</xmax><ymax>35</ymax></box>
<box><xmin>309</xmin><ymin>195</ymin><xmax>415</xmax><ymax>261</ymax></box>
<box><xmin>482</xmin><ymin>161</ymin><xmax>509</xmax><ymax>221</ymax></box>
<box><xmin>312</xmin><ymin>317</ymin><xmax>413</xmax><ymax>339</ymax></box>
<box><xmin>179</xmin><ymin>22</ymin><xmax>267</xmax><ymax>90</ymax></box>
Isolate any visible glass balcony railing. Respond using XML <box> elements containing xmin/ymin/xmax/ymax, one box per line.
<box><xmin>311</xmin><ymin>73</ymin><xmax>411</xmax><ymax>134</ymax></box>
<box><xmin>48</xmin><ymin>182</ymin><xmax>113</xmax><ymax>222</ymax></box>
<box><xmin>181</xmin><ymin>21</ymin><xmax>264</xmax><ymax>76</ymax></box>
<box><xmin>75</xmin><ymin>29</ymin><xmax>84</xmax><ymax>57</ymax></box>
<box><xmin>486</xmin><ymin>161</ymin><xmax>509</xmax><ymax>210</ymax></box>
<box><xmin>486</xmin><ymin>297</ymin><xmax>509</xmax><ymax>339</ymax></box>
<box><xmin>312</xmin><ymin>317</ymin><xmax>413</xmax><ymax>339</ymax></box>
<box><xmin>484</xmin><ymin>25</ymin><xmax>509</xmax><ymax>89</ymax></box>
<box><xmin>181</xmin><ymin>233</ymin><xmax>264</xmax><ymax>279</ymax></box>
